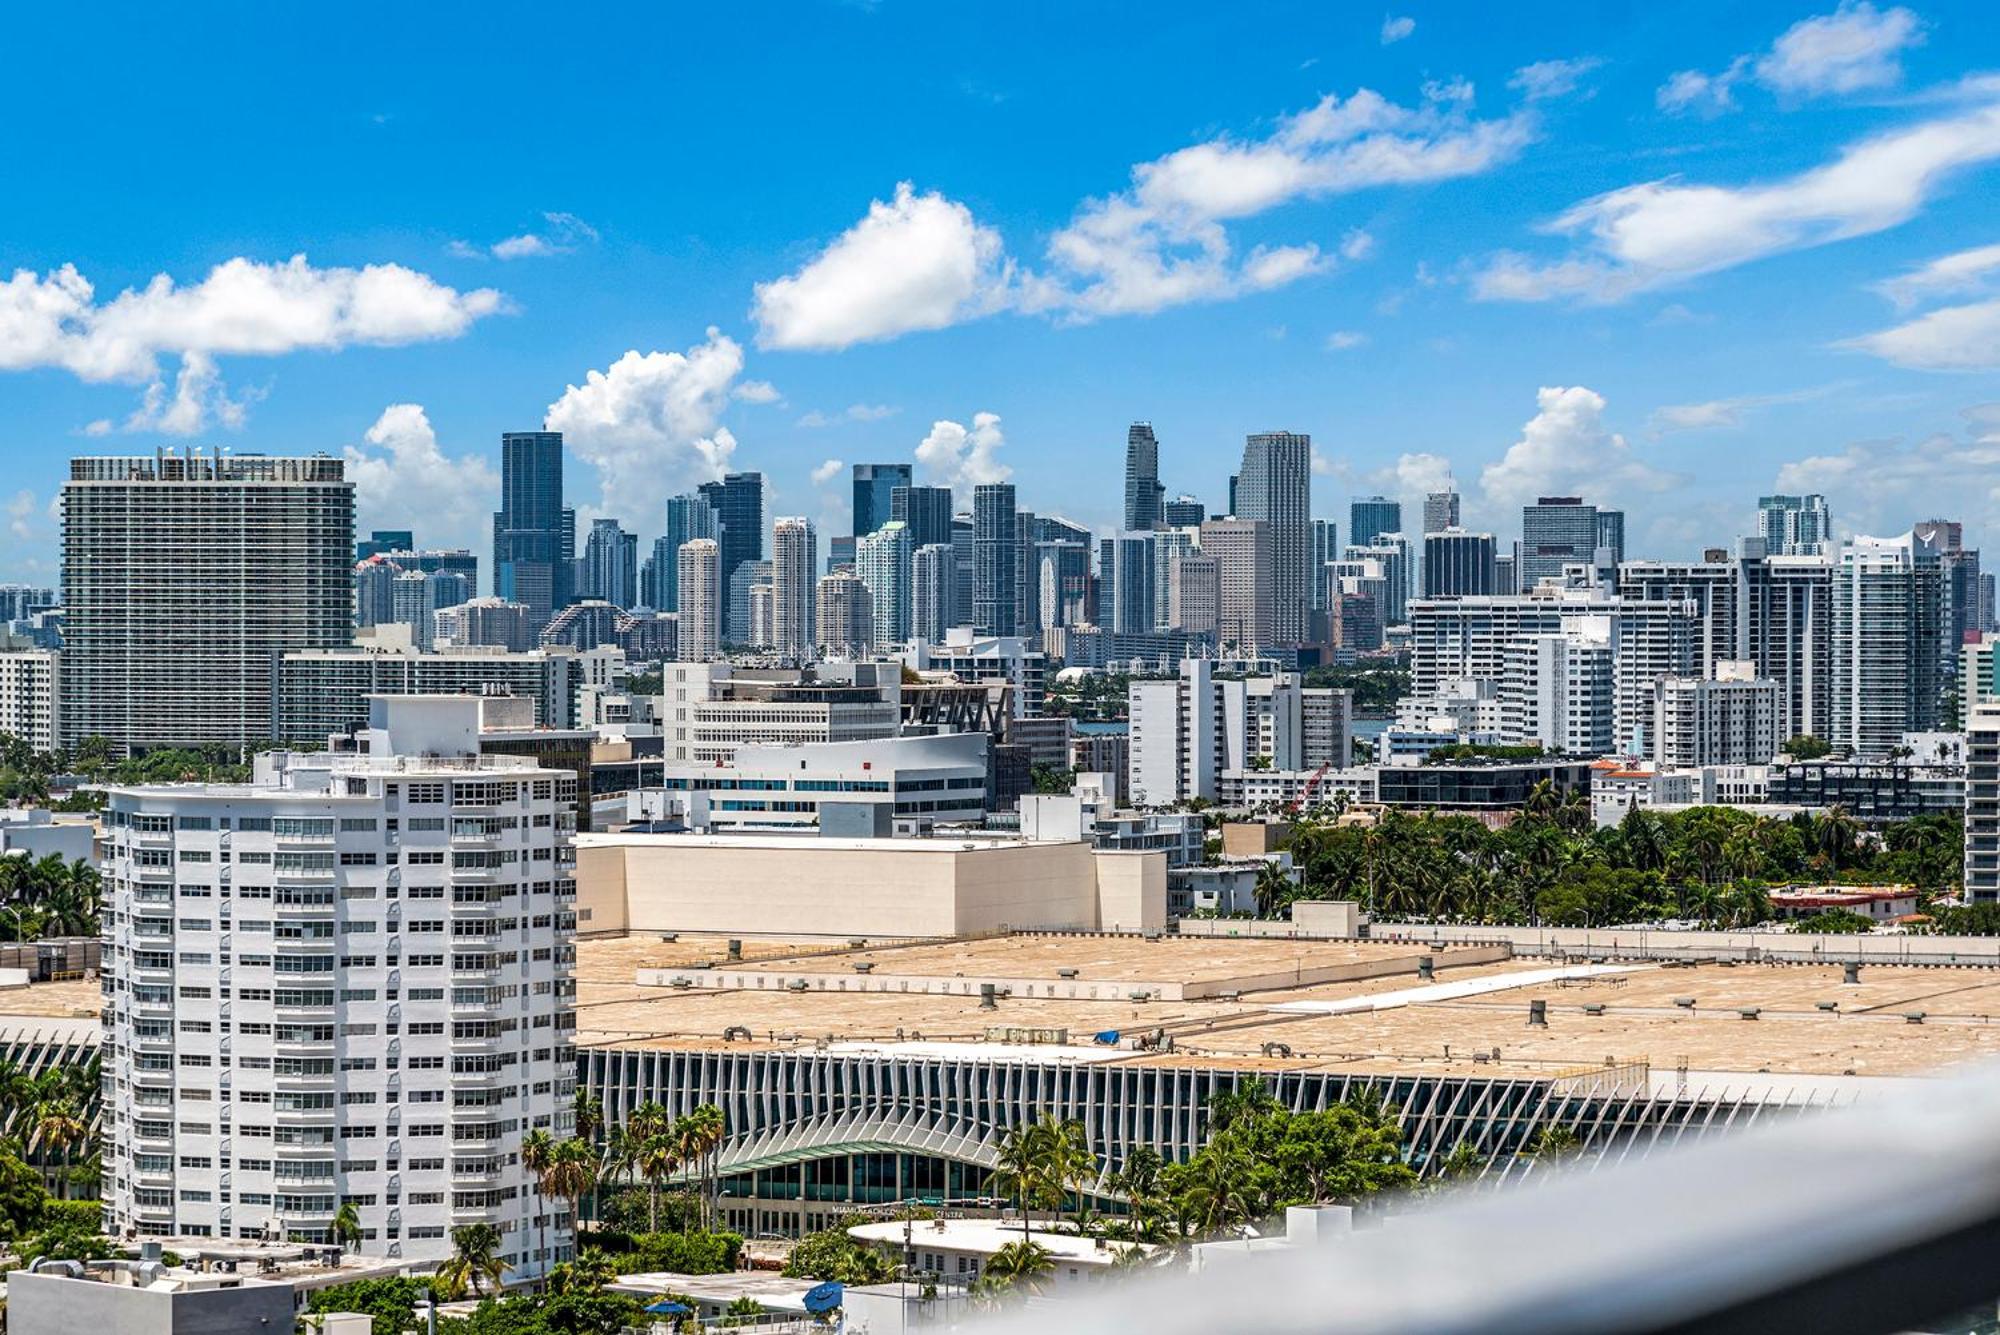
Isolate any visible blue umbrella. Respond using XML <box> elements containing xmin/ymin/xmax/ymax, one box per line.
<box><xmin>803</xmin><ymin>1281</ymin><xmax>844</xmax><ymax>1314</ymax></box>
<box><xmin>646</xmin><ymin>1299</ymin><xmax>692</xmax><ymax>1315</ymax></box>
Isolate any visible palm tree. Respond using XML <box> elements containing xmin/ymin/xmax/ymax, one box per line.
<box><xmin>1252</xmin><ymin>860</ymin><xmax>1293</xmax><ymax>918</ymax></box>
<box><xmin>1176</xmin><ymin>1140</ymin><xmax>1255</xmax><ymax>1238</ymax></box>
<box><xmin>981</xmin><ymin>1239</ymin><xmax>1055</xmax><ymax>1297</ymax></box>
<box><xmin>681</xmin><ymin>1103</ymin><xmax>727</xmax><ymax>1229</ymax></box>
<box><xmin>573</xmin><ymin>1090</ymin><xmax>605</xmax><ymax>1146</ymax></box>
<box><xmin>521</xmin><ymin>1128</ymin><xmax>556</xmax><ymax>1282</ymax></box>
<box><xmin>440</xmin><ymin>1222</ymin><xmax>508</xmax><ymax>1299</ymax></box>
<box><xmin>331</xmin><ymin>1199</ymin><xmax>362</xmax><ymax>1251</ymax></box>
<box><xmin>547</xmin><ymin>1246</ymin><xmax>617</xmax><ymax>1295</ymax></box>
<box><xmin>1206</xmin><ymin>1079</ymin><xmax>1281</xmax><ymax>1134</ymax></box>
<box><xmin>987</xmin><ymin>1123</ymin><xmax>1043</xmax><ymax>1242</ymax></box>
<box><xmin>32</xmin><ymin>1096</ymin><xmax>86</xmax><ymax>1200</ymax></box>
<box><xmin>636</xmin><ymin>1134</ymin><xmax>680</xmax><ymax>1234</ymax></box>
<box><xmin>1032</xmin><ymin>1115</ymin><xmax>1095</xmax><ymax>1222</ymax></box>
<box><xmin>542</xmin><ymin>1137</ymin><xmax>599</xmax><ymax>1259</ymax></box>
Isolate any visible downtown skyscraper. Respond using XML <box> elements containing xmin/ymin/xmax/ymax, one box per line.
<box><xmin>642</xmin><ymin>491</ymin><xmax>719</xmax><ymax>612</ymax></box>
<box><xmin>852</xmin><ymin>463</ymin><xmax>913</xmax><ymax>540</ymax></box>
<box><xmin>676</xmin><ymin>538</ymin><xmax>721</xmax><ymax>662</ymax></box>
<box><xmin>494</xmin><ymin>430</ymin><xmax>572</xmax><ymax>628</ymax></box>
<box><xmin>62</xmin><ymin>450</ymin><xmax>353</xmax><ymax>749</ymax></box>
<box><xmin>1237</xmin><ymin>432</ymin><xmax>1312</xmax><ymax>644</ymax></box>
<box><xmin>972</xmin><ymin>483</ymin><xmax>1018</xmax><ymax>637</ymax></box>
<box><xmin>699</xmin><ymin>471</ymin><xmax>765</xmax><ymax>641</ymax></box>
<box><xmin>1124</xmin><ymin>422</ymin><xmax>1163</xmax><ymax>531</ymax></box>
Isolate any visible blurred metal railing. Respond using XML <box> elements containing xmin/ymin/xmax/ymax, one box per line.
<box><xmin>978</xmin><ymin>1061</ymin><xmax>2000</xmax><ymax>1335</ymax></box>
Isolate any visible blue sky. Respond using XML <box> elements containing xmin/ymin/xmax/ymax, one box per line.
<box><xmin>6</xmin><ymin>0</ymin><xmax>2000</xmax><ymax>585</ymax></box>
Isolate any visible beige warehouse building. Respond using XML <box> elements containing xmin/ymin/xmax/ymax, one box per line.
<box><xmin>575</xmin><ymin>832</ymin><xmax>1165</xmax><ymax>939</ymax></box>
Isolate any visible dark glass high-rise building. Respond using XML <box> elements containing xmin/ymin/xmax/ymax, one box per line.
<box><xmin>1349</xmin><ymin>496</ymin><xmax>1401</xmax><ymax>550</ymax></box>
<box><xmin>892</xmin><ymin>484</ymin><xmax>955</xmax><ymax>552</ymax></box>
<box><xmin>698</xmin><ymin>472</ymin><xmax>766</xmax><ymax>640</ymax></box>
<box><xmin>493</xmin><ymin>431</ymin><xmax>570</xmax><ymax>628</ymax></box>
<box><xmin>1124</xmin><ymin>423</ymin><xmax>1163</xmax><ymax>531</ymax></box>
<box><xmin>972</xmin><ymin>483</ymin><xmax>1018</xmax><ymax>636</ymax></box>
<box><xmin>852</xmin><ymin>463</ymin><xmax>913</xmax><ymax>540</ymax></box>
<box><xmin>1162</xmin><ymin>495</ymin><xmax>1206</xmax><ymax>528</ymax></box>
<box><xmin>1238</xmin><ymin>432</ymin><xmax>1313</xmax><ymax>644</ymax></box>
<box><xmin>1422</xmin><ymin>530</ymin><xmax>1497</xmax><ymax>598</ymax></box>
<box><xmin>1520</xmin><ymin>496</ymin><xmax>1600</xmax><ymax>589</ymax></box>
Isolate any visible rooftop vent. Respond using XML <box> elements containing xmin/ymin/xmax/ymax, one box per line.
<box><xmin>1739</xmin><ymin>1008</ymin><xmax>1761</xmax><ymax>1020</ymax></box>
<box><xmin>1844</xmin><ymin>962</ymin><xmax>1862</xmax><ymax>985</ymax></box>
<box><xmin>1674</xmin><ymin>997</ymin><xmax>1697</xmax><ymax>1009</ymax></box>
<box><xmin>1528</xmin><ymin>999</ymin><xmax>1548</xmax><ymax>1027</ymax></box>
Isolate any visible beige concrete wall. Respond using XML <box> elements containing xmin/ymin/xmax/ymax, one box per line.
<box><xmin>1292</xmin><ymin>900</ymin><xmax>1363</xmax><ymax>937</ymax></box>
<box><xmin>1092</xmin><ymin>851</ymin><xmax>1167</xmax><ymax>935</ymax></box>
<box><xmin>1221</xmin><ymin>822</ymin><xmax>1291</xmax><ymax>857</ymax></box>
<box><xmin>578</xmin><ymin>837</ymin><xmax>1109</xmax><ymax>940</ymax></box>
<box><xmin>948</xmin><ymin>842</ymin><xmax>1104</xmax><ymax>935</ymax></box>
<box><xmin>575</xmin><ymin>842</ymin><xmax>630</xmax><ymax>935</ymax></box>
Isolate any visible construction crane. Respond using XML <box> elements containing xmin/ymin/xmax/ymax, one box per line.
<box><xmin>1286</xmin><ymin>760</ymin><xmax>1333</xmax><ymax>815</ymax></box>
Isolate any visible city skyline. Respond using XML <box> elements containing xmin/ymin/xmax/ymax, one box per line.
<box><xmin>6</xmin><ymin>2</ymin><xmax>2000</xmax><ymax>582</ymax></box>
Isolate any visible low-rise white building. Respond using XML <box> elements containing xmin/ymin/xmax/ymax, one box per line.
<box><xmin>903</xmin><ymin>629</ymin><xmax>1048</xmax><ymax>719</ymax></box>
<box><xmin>845</xmin><ymin>1218</ymin><xmax>1148</xmax><ymax>1287</ymax></box>
<box><xmin>633</xmin><ymin>733</ymin><xmax>988</xmax><ymax>833</ymax></box>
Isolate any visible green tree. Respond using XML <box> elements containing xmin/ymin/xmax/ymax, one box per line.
<box><xmin>1792</xmin><ymin>907</ymin><xmax>1877</xmax><ymax>934</ymax></box>
<box><xmin>440</xmin><ymin>1221</ymin><xmax>509</xmax><ymax>1299</ymax></box>
<box><xmin>332</xmin><ymin>1198</ymin><xmax>363</xmax><ymax>1250</ymax></box>
<box><xmin>1783</xmin><ymin>734</ymin><xmax>1834</xmax><ymax>760</ymax></box>
<box><xmin>783</xmin><ymin>1219</ymin><xmax>897</xmax><ymax>1284</ymax></box>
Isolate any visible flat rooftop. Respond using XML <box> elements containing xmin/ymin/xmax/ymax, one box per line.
<box><xmin>576</xmin><ymin>934</ymin><xmax>2000</xmax><ymax>1084</ymax></box>
<box><xmin>0</xmin><ymin>977</ymin><xmax>102</xmax><ymax>1020</ymax></box>
<box><xmin>576</xmin><ymin>832</ymin><xmax>1053</xmax><ymax>853</ymax></box>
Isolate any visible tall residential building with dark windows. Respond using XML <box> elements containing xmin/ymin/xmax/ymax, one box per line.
<box><xmin>699</xmin><ymin>472</ymin><xmax>766</xmax><ymax>641</ymax></box>
<box><xmin>1349</xmin><ymin>496</ymin><xmax>1401</xmax><ymax>550</ymax></box>
<box><xmin>1124</xmin><ymin>422</ymin><xmax>1163</xmax><ymax>532</ymax></box>
<box><xmin>852</xmin><ymin>463</ymin><xmax>913</xmax><ymax>541</ymax></box>
<box><xmin>1310</xmin><ymin>519</ymin><xmax>1340</xmax><ymax>612</ymax></box>
<box><xmin>1596</xmin><ymin>508</ymin><xmax>1627</xmax><ymax>568</ymax></box>
<box><xmin>772</xmin><ymin>516</ymin><xmax>819</xmax><ymax>661</ymax></box>
<box><xmin>1238</xmin><ymin>432</ymin><xmax>1313</xmax><ymax>644</ymax></box>
<box><xmin>972</xmin><ymin>483</ymin><xmax>1018</xmax><ymax>637</ymax></box>
<box><xmin>641</xmin><ymin>491</ymin><xmax>719</xmax><ymax>612</ymax></box>
<box><xmin>62</xmin><ymin>450</ymin><xmax>354</xmax><ymax>750</ymax></box>
<box><xmin>891</xmin><ymin>484</ymin><xmax>955</xmax><ymax>552</ymax></box>
<box><xmin>494</xmin><ymin>430</ymin><xmax>571</xmax><ymax>628</ymax></box>
<box><xmin>579</xmin><ymin>518</ymin><xmax>638</xmax><ymax>609</ymax></box>
<box><xmin>1423</xmin><ymin>529</ymin><xmax>1498</xmax><ymax>598</ymax></box>
<box><xmin>1162</xmin><ymin>495</ymin><xmax>1207</xmax><ymax>528</ymax></box>
<box><xmin>1519</xmin><ymin>496</ymin><xmax>1602</xmax><ymax>590</ymax></box>
<box><xmin>1758</xmin><ymin>493</ymin><xmax>1833</xmax><ymax>556</ymax></box>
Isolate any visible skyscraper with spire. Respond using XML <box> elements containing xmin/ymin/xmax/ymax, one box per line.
<box><xmin>1124</xmin><ymin>422</ymin><xmax>1163</xmax><ymax>532</ymax></box>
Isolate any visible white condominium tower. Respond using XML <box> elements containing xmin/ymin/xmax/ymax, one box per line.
<box><xmin>770</xmin><ymin>517</ymin><xmax>818</xmax><ymax>663</ymax></box>
<box><xmin>62</xmin><ymin>450</ymin><xmax>354</xmax><ymax>751</ymax></box>
<box><xmin>676</xmin><ymin>539</ymin><xmax>721</xmax><ymax>663</ymax></box>
<box><xmin>99</xmin><ymin>696</ymin><xmax>578</xmax><ymax>1276</ymax></box>
<box><xmin>855</xmin><ymin>520</ymin><xmax>911</xmax><ymax>651</ymax></box>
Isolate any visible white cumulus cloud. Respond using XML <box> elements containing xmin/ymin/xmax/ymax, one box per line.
<box><xmin>1381</xmin><ymin>15</ymin><xmax>1415</xmax><ymax>44</ymax></box>
<box><xmin>810</xmin><ymin>458</ymin><xmax>846</xmax><ymax>486</ymax></box>
<box><xmin>1658</xmin><ymin>2</ymin><xmax>1924</xmax><ymax>115</ymax></box>
<box><xmin>0</xmin><ymin>255</ymin><xmax>504</xmax><ymax>430</ymax></box>
<box><xmin>1479</xmin><ymin>385</ymin><xmax>1682</xmax><ymax>509</ymax></box>
<box><xmin>1757</xmin><ymin>2</ymin><xmax>1925</xmax><ymax>97</ymax></box>
<box><xmin>1325</xmin><ymin>330</ymin><xmax>1369</xmax><ymax>350</ymax></box>
<box><xmin>915</xmin><ymin>412</ymin><xmax>1010</xmax><ymax>492</ymax></box>
<box><xmin>1047</xmin><ymin>87</ymin><xmax>1533</xmax><ymax>318</ymax></box>
<box><xmin>752</xmin><ymin>84</ymin><xmax>1534</xmax><ymax>343</ymax></box>
<box><xmin>731</xmin><ymin>379</ymin><xmax>782</xmax><ymax>404</ymax></box>
<box><xmin>342</xmin><ymin>404</ymin><xmax>503</xmax><ymax>559</ymax></box>
<box><xmin>544</xmin><ymin>327</ymin><xmax>747</xmax><ymax>523</ymax></box>
<box><xmin>751</xmin><ymin>183</ymin><xmax>1014</xmax><ymax>351</ymax></box>
<box><xmin>1774</xmin><ymin>417</ymin><xmax>2000</xmax><ymax>534</ymax></box>
<box><xmin>1474</xmin><ymin>100</ymin><xmax>2000</xmax><ymax>302</ymax></box>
